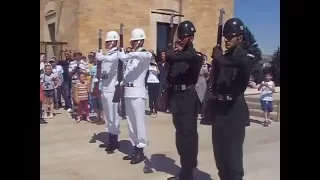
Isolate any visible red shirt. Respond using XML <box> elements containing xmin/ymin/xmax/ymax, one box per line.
<box><xmin>40</xmin><ymin>85</ymin><xmax>44</xmax><ymax>101</ymax></box>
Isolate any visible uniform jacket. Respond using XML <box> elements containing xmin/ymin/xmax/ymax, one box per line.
<box><xmin>208</xmin><ymin>43</ymin><xmax>255</xmax><ymax>127</ymax></box>
<box><xmin>95</xmin><ymin>47</ymin><xmax>119</xmax><ymax>93</ymax></box>
<box><xmin>118</xmin><ymin>47</ymin><xmax>152</xmax><ymax>99</ymax></box>
<box><xmin>166</xmin><ymin>44</ymin><xmax>202</xmax><ymax>113</ymax></box>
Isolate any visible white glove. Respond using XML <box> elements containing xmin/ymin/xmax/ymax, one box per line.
<box><xmin>115</xmin><ymin>81</ymin><xmax>124</xmax><ymax>86</ymax></box>
<box><xmin>93</xmin><ymin>78</ymin><xmax>99</xmax><ymax>83</ymax></box>
<box><xmin>95</xmin><ymin>52</ymin><xmax>104</xmax><ymax>61</ymax></box>
<box><xmin>117</xmin><ymin>50</ymin><xmax>126</xmax><ymax>60</ymax></box>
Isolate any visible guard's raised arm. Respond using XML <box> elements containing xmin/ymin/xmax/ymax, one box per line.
<box><xmin>129</xmin><ymin>51</ymin><xmax>152</xmax><ymax>61</ymax></box>
<box><xmin>166</xmin><ymin>49</ymin><xmax>196</xmax><ymax>63</ymax></box>
<box><xmin>96</xmin><ymin>51</ymin><xmax>119</xmax><ymax>62</ymax></box>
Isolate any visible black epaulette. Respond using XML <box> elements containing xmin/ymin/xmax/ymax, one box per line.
<box><xmin>140</xmin><ymin>49</ymin><xmax>147</xmax><ymax>52</ymax></box>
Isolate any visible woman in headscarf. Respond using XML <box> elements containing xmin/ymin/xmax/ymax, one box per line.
<box><xmin>195</xmin><ymin>53</ymin><xmax>209</xmax><ymax>119</ymax></box>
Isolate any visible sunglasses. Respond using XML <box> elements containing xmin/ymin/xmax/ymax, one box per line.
<box><xmin>223</xmin><ymin>35</ymin><xmax>237</xmax><ymax>40</ymax></box>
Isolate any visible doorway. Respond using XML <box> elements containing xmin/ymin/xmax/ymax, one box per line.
<box><xmin>47</xmin><ymin>23</ymin><xmax>56</xmax><ymax>56</ymax></box>
<box><xmin>156</xmin><ymin>22</ymin><xmax>177</xmax><ymax>59</ymax></box>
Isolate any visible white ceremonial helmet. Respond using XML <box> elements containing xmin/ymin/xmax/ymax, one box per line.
<box><xmin>105</xmin><ymin>31</ymin><xmax>120</xmax><ymax>41</ymax></box>
<box><xmin>130</xmin><ymin>28</ymin><xmax>146</xmax><ymax>41</ymax></box>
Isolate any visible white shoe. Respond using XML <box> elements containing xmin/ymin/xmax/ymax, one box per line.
<box><xmin>67</xmin><ymin>108</ymin><xmax>72</xmax><ymax>113</ymax></box>
<box><xmin>43</xmin><ymin>114</ymin><xmax>48</xmax><ymax>119</ymax></box>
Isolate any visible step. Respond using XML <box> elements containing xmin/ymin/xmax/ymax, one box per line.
<box><xmin>245</xmin><ymin>97</ymin><xmax>280</xmax><ymax>104</ymax></box>
<box><xmin>249</xmin><ymin>116</ymin><xmax>279</xmax><ymax>124</ymax></box>
<box><xmin>247</xmin><ymin>101</ymin><xmax>278</xmax><ymax>109</ymax></box>
<box><xmin>249</xmin><ymin>109</ymin><xmax>278</xmax><ymax>121</ymax></box>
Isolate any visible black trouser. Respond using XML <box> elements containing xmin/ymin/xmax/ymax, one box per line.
<box><xmin>53</xmin><ymin>86</ymin><xmax>62</xmax><ymax>106</ymax></box>
<box><xmin>171</xmin><ymin>89</ymin><xmax>199</xmax><ymax>178</ymax></box>
<box><xmin>147</xmin><ymin>83</ymin><xmax>160</xmax><ymax>114</ymax></box>
<box><xmin>60</xmin><ymin>81</ymin><xmax>72</xmax><ymax>109</ymax></box>
<box><xmin>212</xmin><ymin>124</ymin><xmax>245</xmax><ymax>180</ymax></box>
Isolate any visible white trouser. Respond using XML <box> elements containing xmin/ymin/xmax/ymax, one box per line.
<box><xmin>101</xmin><ymin>91</ymin><xmax>120</xmax><ymax>135</ymax></box>
<box><xmin>125</xmin><ymin>97</ymin><xmax>148</xmax><ymax>148</ymax></box>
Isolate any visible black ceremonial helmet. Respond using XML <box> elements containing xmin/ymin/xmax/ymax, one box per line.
<box><xmin>177</xmin><ymin>20</ymin><xmax>196</xmax><ymax>38</ymax></box>
<box><xmin>223</xmin><ymin>18</ymin><xmax>245</xmax><ymax>37</ymax></box>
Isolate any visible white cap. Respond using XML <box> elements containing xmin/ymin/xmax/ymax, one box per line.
<box><xmin>105</xmin><ymin>31</ymin><xmax>120</xmax><ymax>41</ymax></box>
<box><xmin>130</xmin><ymin>28</ymin><xmax>146</xmax><ymax>41</ymax></box>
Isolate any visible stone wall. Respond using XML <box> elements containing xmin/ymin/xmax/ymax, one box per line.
<box><xmin>40</xmin><ymin>0</ymin><xmax>233</xmax><ymax>58</ymax></box>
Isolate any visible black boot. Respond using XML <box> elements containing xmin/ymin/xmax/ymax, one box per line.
<box><xmin>130</xmin><ymin>147</ymin><xmax>146</xmax><ymax>164</ymax></box>
<box><xmin>123</xmin><ymin>146</ymin><xmax>138</xmax><ymax>160</ymax></box>
<box><xmin>40</xmin><ymin>118</ymin><xmax>47</xmax><ymax>124</ymax></box>
<box><xmin>167</xmin><ymin>168</ymin><xmax>194</xmax><ymax>180</ymax></box>
<box><xmin>105</xmin><ymin>134</ymin><xmax>119</xmax><ymax>154</ymax></box>
<box><xmin>98</xmin><ymin>134</ymin><xmax>110</xmax><ymax>148</ymax></box>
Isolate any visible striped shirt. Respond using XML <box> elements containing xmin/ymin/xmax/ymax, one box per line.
<box><xmin>75</xmin><ymin>82</ymin><xmax>89</xmax><ymax>101</ymax></box>
<box><xmin>68</xmin><ymin>60</ymin><xmax>90</xmax><ymax>82</ymax></box>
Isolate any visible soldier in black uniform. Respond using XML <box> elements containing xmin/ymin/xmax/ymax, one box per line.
<box><xmin>164</xmin><ymin>20</ymin><xmax>202</xmax><ymax>180</ymax></box>
<box><xmin>209</xmin><ymin>18</ymin><xmax>255</xmax><ymax>180</ymax></box>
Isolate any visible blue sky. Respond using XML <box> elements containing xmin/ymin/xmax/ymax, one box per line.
<box><xmin>235</xmin><ymin>0</ymin><xmax>280</xmax><ymax>55</ymax></box>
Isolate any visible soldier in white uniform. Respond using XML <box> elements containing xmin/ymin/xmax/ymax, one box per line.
<box><xmin>118</xmin><ymin>28</ymin><xmax>152</xmax><ymax>164</ymax></box>
<box><xmin>95</xmin><ymin>31</ymin><xmax>121</xmax><ymax>154</ymax></box>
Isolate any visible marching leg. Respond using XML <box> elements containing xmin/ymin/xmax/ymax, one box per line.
<box><xmin>123</xmin><ymin>97</ymin><xmax>139</xmax><ymax>161</ymax></box>
<box><xmin>105</xmin><ymin>92</ymin><xmax>120</xmax><ymax>154</ymax></box>
<box><xmin>99</xmin><ymin>92</ymin><xmax>110</xmax><ymax>148</ymax></box>
<box><xmin>130</xmin><ymin>98</ymin><xmax>147</xmax><ymax>164</ymax></box>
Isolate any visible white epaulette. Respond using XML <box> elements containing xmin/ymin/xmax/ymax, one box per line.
<box><xmin>247</xmin><ymin>54</ymin><xmax>255</xmax><ymax>58</ymax></box>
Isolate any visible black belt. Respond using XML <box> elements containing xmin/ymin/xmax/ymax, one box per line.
<box><xmin>126</xmin><ymin>83</ymin><xmax>143</xmax><ymax>87</ymax></box>
<box><xmin>173</xmin><ymin>84</ymin><xmax>195</xmax><ymax>92</ymax></box>
<box><xmin>126</xmin><ymin>83</ymin><xmax>134</xmax><ymax>87</ymax></box>
<box><xmin>212</xmin><ymin>93</ymin><xmax>233</xmax><ymax>101</ymax></box>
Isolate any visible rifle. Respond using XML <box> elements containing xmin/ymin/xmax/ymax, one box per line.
<box><xmin>201</xmin><ymin>8</ymin><xmax>225</xmax><ymax>125</ymax></box>
<box><xmin>160</xmin><ymin>13</ymin><xmax>176</xmax><ymax>111</ymax></box>
<box><xmin>112</xmin><ymin>23</ymin><xmax>124</xmax><ymax>103</ymax></box>
<box><xmin>93</xmin><ymin>29</ymin><xmax>103</xmax><ymax>98</ymax></box>
<box><xmin>168</xmin><ymin>13</ymin><xmax>175</xmax><ymax>49</ymax></box>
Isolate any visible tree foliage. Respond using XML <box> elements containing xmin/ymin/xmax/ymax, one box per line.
<box><xmin>269</xmin><ymin>47</ymin><xmax>280</xmax><ymax>86</ymax></box>
<box><xmin>244</xmin><ymin>26</ymin><xmax>264</xmax><ymax>83</ymax></box>
<box><xmin>244</xmin><ymin>26</ymin><xmax>262</xmax><ymax>62</ymax></box>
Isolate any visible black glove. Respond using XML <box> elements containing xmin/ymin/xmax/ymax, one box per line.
<box><xmin>211</xmin><ymin>45</ymin><xmax>223</xmax><ymax>60</ymax></box>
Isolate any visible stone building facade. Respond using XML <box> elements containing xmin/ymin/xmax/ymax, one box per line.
<box><xmin>40</xmin><ymin>0</ymin><xmax>233</xmax><ymax>59</ymax></box>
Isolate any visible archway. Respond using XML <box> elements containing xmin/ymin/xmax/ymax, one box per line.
<box><xmin>43</xmin><ymin>1</ymin><xmax>57</xmax><ymax>60</ymax></box>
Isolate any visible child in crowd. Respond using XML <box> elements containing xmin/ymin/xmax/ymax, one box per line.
<box><xmin>40</xmin><ymin>65</ymin><xmax>60</xmax><ymax>119</ymax></box>
<box><xmin>74</xmin><ymin>73</ymin><xmax>91</xmax><ymax>123</ymax></box>
<box><xmin>40</xmin><ymin>75</ymin><xmax>47</xmax><ymax>124</ymax></box>
<box><xmin>258</xmin><ymin>72</ymin><xmax>276</xmax><ymax>127</ymax></box>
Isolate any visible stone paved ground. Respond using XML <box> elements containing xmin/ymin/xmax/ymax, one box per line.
<box><xmin>40</xmin><ymin>109</ymin><xmax>280</xmax><ymax>180</ymax></box>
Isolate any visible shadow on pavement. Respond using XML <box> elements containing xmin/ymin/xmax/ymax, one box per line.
<box><xmin>146</xmin><ymin>154</ymin><xmax>213</xmax><ymax>180</ymax></box>
<box><xmin>89</xmin><ymin>116</ymin><xmax>98</xmax><ymax>121</ymax></box>
<box><xmin>250</xmin><ymin>119</ymin><xmax>264</xmax><ymax>126</ymax></box>
<box><xmin>88</xmin><ymin>132</ymin><xmax>109</xmax><ymax>144</ymax></box>
<box><xmin>118</xmin><ymin>140</ymin><xmax>133</xmax><ymax>155</ymax></box>
<box><xmin>53</xmin><ymin>112</ymin><xmax>62</xmax><ymax>116</ymax></box>
<box><xmin>88</xmin><ymin>133</ymin><xmax>133</xmax><ymax>154</ymax></box>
